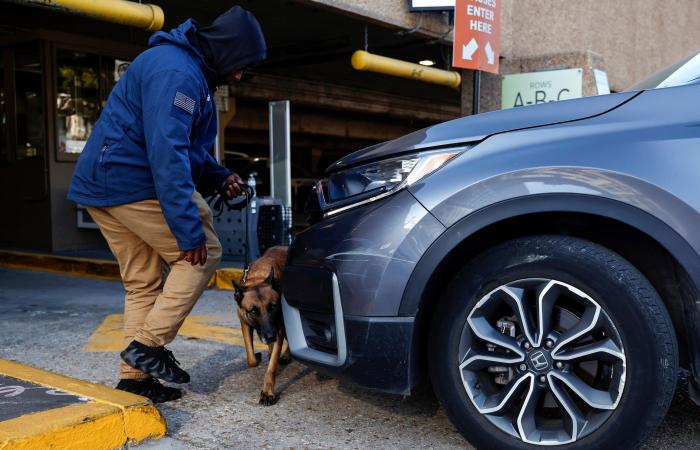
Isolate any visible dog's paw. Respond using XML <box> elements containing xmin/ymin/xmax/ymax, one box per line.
<box><xmin>280</xmin><ymin>351</ymin><xmax>292</xmax><ymax>365</ymax></box>
<box><xmin>259</xmin><ymin>391</ymin><xmax>277</xmax><ymax>406</ymax></box>
<box><xmin>247</xmin><ymin>352</ymin><xmax>262</xmax><ymax>368</ymax></box>
<box><xmin>315</xmin><ymin>371</ymin><xmax>332</xmax><ymax>381</ymax></box>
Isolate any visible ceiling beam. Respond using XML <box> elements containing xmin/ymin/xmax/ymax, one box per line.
<box><xmin>295</xmin><ymin>0</ymin><xmax>453</xmax><ymax>42</ymax></box>
<box><xmin>229</xmin><ymin>73</ymin><xmax>460</xmax><ymax>122</ymax></box>
<box><xmin>226</xmin><ymin>103</ymin><xmax>418</xmax><ymax>142</ymax></box>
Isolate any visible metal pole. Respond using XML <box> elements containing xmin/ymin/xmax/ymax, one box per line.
<box><xmin>214</xmin><ymin>111</ymin><xmax>221</xmax><ymax>163</ymax></box>
<box><xmin>472</xmin><ymin>70</ymin><xmax>481</xmax><ymax>115</ymax></box>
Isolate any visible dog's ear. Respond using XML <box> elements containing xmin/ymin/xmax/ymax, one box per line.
<box><xmin>265</xmin><ymin>268</ymin><xmax>280</xmax><ymax>292</ymax></box>
<box><xmin>233</xmin><ymin>279</ymin><xmax>244</xmax><ymax>304</ymax></box>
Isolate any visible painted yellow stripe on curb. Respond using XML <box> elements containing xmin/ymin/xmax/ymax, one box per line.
<box><xmin>0</xmin><ymin>403</ymin><xmax>125</xmax><ymax>450</ymax></box>
<box><xmin>0</xmin><ymin>359</ymin><xmax>166</xmax><ymax>449</ymax></box>
<box><xmin>0</xmin><ymin>250</ymin><xmax>242</xmax><ymax>290</ymax></box>
<box><xmin>0</xmin><ymin>263</ymin><xmax>121</xmax><ymax>282</ymax></box>
<box><xmin>0</xmin><ymin>250</ymin><xmax>120</xmax><ymax>281</ymax></box>
<box><xmin>0</xmin><ymin>250</ymin><xmax>116</xmax><ymax>266</ymax></box>
<box><xmin>0</xmin><ymin>359</ymin><xmax>146</xmax><ymax>409</ymax></box>
<box><xmin>84</xmin><ymin>314</ymin><xmax>267</xmax><ymax>352</ymax></box>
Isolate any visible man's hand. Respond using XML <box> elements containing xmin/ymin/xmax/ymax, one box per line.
<box><xmin>180</xmin><ymin>244</ymin><xmax>208</xmax><ymax>266</ymax></box>
<box><xmin>223</xmin><ymin>173</ymin><xmax>244</xmax><ymax>199</ymax></box>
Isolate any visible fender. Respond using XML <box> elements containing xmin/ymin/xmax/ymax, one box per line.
<box><xmin>400</xmin><ymin>194</ymin><xmax>700</xmax><ymax>315</ymax></box>
<box><xmin>399</xmin><ymin>193</ymin><xmax>700</xmax><ymax>390</ymax></box>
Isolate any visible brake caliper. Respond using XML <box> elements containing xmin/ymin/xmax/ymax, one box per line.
<box><xmin>488</xmin><ymin>319</ymin><xmax>516</xmax><ymax>385</ymax></box>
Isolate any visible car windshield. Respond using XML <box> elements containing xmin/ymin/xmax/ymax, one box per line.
<box><xmin>630</xmin><ymin>51</ymin><xmax>700</xmax><ymax>90</ymax></box>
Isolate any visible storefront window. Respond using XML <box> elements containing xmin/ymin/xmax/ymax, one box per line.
<box><xmin>14</xmin><ymin>45</ymin><xmax>44</xmax><ymax>160</ymax></box>
<box><xmin>56</xmin><ymin>50</ymin><xmax>100</xmax><ymax>157</ymax></box>
<box><xmin>54</xmin><ymin>49</ymin><xmax>129</xmax><ymax>161</ymax></box>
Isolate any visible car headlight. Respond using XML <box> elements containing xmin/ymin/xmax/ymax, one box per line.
<box><xmin>317</xmin><ymin>147</ymin><xmax>466</xmax><ymax>217</ymax></box>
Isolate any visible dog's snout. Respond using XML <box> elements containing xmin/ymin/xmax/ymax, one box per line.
<box><xmin>259</xmin><ymin>328</ymin><xmax>277</xmax><ymax>344</ymax></box>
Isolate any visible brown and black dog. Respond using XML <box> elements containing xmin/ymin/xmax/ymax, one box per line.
<box><xmin>233</xmin><ymin>245</ymin><xmax>291</xmax><ymax>405</ymax></box>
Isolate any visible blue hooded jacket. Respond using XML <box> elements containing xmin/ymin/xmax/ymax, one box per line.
<box><xmin>68</xmin><ymin>8</ymin><xmax>267</xmax><ymax>251</ymax></box>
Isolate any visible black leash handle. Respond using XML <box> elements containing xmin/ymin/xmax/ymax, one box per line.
<box><xmin>209</xmin><ymin>182</ymin><xmax>253</xmax><ymax>216</ymax></box>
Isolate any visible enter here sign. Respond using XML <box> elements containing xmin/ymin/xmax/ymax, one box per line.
<box><xmin>453</xmin><ymin>0</ymin><xmax>501</xmax><ymax>74</ymax></box>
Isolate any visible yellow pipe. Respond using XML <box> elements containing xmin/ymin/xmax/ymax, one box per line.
<box><xmin>10</xmin><ymin>0</ymin><xmax>164</xmax><ymax>31</ymax></box>
<box><xmin>351</xmin><ymin>50</ymin><xmax>461</xmax><ymax>89</ymax></box>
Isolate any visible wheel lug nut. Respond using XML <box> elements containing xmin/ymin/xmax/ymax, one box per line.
<box><xmin>519</xmin><ymin>364</ymin><xmax>527</xmax><ymax>371</ymax></box>
<box><xmin>556</xmin><ymin>361</ymin><xmax>564</xmax><ymax>369</ymax></box>
<box><xmin>545</xmin><ymin>339</ymin><xmax>554</xmax><ymax>348</ymax></box>
<box><xmin>539</xmin><ymin>375</ymin><xmax>546</xmax><ymax>383</ymax></box>
<box><xmin>523</xmin><ymin>342</ymin><xmax>531</xmax><ymax>349</ymax></box>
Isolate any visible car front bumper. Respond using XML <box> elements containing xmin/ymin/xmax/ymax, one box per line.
<box><xmin>281</xmin><ymin>189</ymin><xmax>445</xmax><ymax>394</ymax></box>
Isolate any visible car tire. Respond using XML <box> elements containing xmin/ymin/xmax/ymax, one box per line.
<box><xmin>429</xmin><ymin>235</ymin><xmax>677</xmax><ymax>450</ymax></box>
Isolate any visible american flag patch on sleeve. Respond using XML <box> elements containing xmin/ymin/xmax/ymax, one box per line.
<box><xmin>173</xmin><ymin>91</ymin><xmax>196</xmax><ymax>115</ymax></box>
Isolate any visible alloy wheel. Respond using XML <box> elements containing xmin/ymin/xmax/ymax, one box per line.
<box><xmin>458</xmin><ymin>278</ymin><xmax>626</xmax><ymax>445</ymax></box>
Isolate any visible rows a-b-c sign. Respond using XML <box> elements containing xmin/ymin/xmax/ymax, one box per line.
<box><xmin>452</xmin><ymin>0</ymin><xmax>501</xmax><ymax>74</ymax></box>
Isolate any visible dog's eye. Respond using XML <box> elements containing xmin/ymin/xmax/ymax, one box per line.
<box><xmin>247</xmin><ymin>307</ymin><xmax>259</xmax><ymax>317</ymax></box>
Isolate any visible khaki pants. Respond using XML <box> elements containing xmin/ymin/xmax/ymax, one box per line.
<box><xmin>87</xmin><ymin>192</ymin><xmax>222</xmax><ymax>379</ymax></box>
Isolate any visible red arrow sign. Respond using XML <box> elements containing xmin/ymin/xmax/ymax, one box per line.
<box><xmin>452</xmin><ymin>0</ymin><xmax>501</xmax><ymax>74</ymax></box>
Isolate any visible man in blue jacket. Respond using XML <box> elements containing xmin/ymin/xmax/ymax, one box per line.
<box><xmin>68</xmin><ymin>7</ymin><xmax>266</xmax><ymax>402</ymax></box>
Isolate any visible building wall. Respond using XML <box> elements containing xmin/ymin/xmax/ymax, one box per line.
<box><xmin>499</xmin><ymin>0</ymin><xmax>700</xmax><ymax>91</ymax></box>
<box><xmin>461</xmin><ymin>50</ymin><xmax>607</xmax><ymax>114</ymax></box>
<box><xmin>49</xmin><ymin>157</ymin><xmax>106</xmax><ymax>252</ymax></box>
<box><xmin>315</xmin><ymin>0</ymin><xmax>699</xmax><ymax>113</ymax></box>
<box><xmin>313</xmin><ymin>0</ymin><xmax>699</xmax><ymax>92</ymax></box>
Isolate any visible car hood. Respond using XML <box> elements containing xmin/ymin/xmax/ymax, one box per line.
<box><xmin>326</xmin><ymin>91</ymin><xmax>639</xmax><ymax>173</ymax></box>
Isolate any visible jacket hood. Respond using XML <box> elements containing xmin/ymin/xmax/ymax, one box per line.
<box><xmin>148</xmin><ymin>19</ymin><xmax>217</xmax><ymax>82</ymax></box>
<box><xmin>191</xmin><ymin>6</ymin><xmax>267</xmax><ymax>78</ymax></box>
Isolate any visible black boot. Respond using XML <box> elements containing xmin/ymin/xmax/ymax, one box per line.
<box><xmin>116</xmin><ymin>377</ymin><xmax>183</xmax><ymax>403</ymax></box>
<box><xmin>120</xmin><ymin>340</ymin><xmax>191</xmax><ymax>384</ymax></box>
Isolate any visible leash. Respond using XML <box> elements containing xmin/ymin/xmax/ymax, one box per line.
<box><xmin>207</xmin><ymin>181</ymin><xmax>255</xmax><ymax>267</ymax></box>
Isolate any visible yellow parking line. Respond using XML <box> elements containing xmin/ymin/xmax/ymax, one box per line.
<box><xmin>83</xmin><ymin>314</ymin><xmax>268</xmax><ymax>352</ymax></box>
<box><xmin>83</xmin><ymin>314</ymin><xmax>123</xmax><ymax>352</ymax></box>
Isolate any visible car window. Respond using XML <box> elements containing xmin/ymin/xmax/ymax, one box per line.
<box><xmin>630</xmin><ymin>51</ymin><xmax>700</xmax><ymax>90</ymax></box>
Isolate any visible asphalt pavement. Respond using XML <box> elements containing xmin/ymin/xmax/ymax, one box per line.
<box><xmin>1</xmin><ymin>266</ymin><xmax>699</xmax><ymax>449</ymax></box>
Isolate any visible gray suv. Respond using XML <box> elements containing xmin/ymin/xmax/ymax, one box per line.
<box><xmin>281</xmin><ymin>53</ymin><xmax>700</xmax><ymax>449</ymax></box>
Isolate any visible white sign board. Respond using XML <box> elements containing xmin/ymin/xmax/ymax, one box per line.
<box><xmin>594</xmin><ymin>69</ymin><xmax>610</xmax><ymax>95</ymax></box>
<box><xmin>501</xmin><ymin>68</ymin><xmax>583</xmax><ymax>109</ymax></box>
<box><xmin>409</xmin><ymin>0</ymin><xmax>455</xmax><ymax>11</ymax></box>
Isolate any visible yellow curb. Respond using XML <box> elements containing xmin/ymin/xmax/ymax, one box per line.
<box><xmin>214</xmin><ymin>267</ymin><xmax>244</xmax><ymax>290</ymax></box>
<box><xmin>0</xmin><ymin>359</ymin><xmax>166</xmax><ymax>449</ymax></box>
<box><xmin>0</xmin><ymin>250</ymin><xmax>120</xmax><ymax>281</ymax></box>
<box><xmin>0</xmin><ymin>249</ymin><xmax>241</xmax><ymax>290</ymax></box>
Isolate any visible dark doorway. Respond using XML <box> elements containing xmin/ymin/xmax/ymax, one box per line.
<box><xmin>0</xmin><ymin>41</ymin><xmax>51</xmax><ymax>250</ymax></box>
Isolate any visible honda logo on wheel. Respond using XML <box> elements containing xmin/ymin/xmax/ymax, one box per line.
<box><xmin>529</xmin><ymin>350</ymin><xmax>549</xmax><ymax>371</ymax></box>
